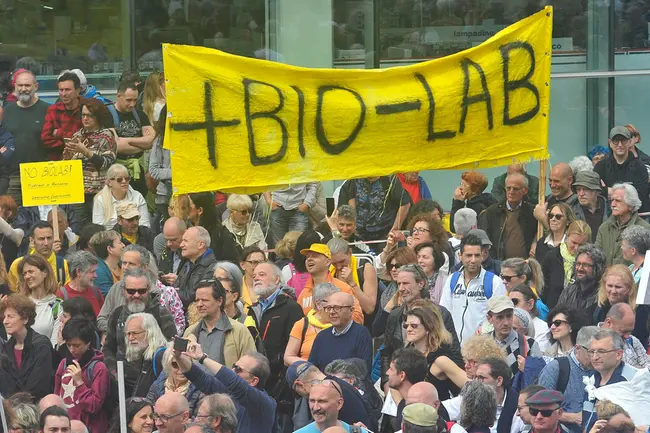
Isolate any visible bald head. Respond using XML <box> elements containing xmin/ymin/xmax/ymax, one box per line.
<box><xmin>163</xmin><ymin>216</ymin><xmax>187</xmax><ymax>252</ymax></box>
<box><xmin>406</xmin><ymin>382</ymin><xmax>440</xmax><ymax>408</ymax></box>
<box><xmin>71</xmin><ymin>420</ymin><xmax>89</xmax><ymax>433</ymax></box>
<box><xmin>156</xmin><ymin>392</ymin><xmax>190</xmax><ymax>413</ymax></box>
<box><xmin>550</xmin><ymin>162</ymin><xmax>574</xmax><ymax>198</ymax></box>
<box><xmin>326</xmin><ymin>291</ymin><xmax>355</xmax><ymax>328</ymax></box>
<box><xmin>327</xmin><ymin>291</ymin><xmax>354</xmax><ymax>306</ymax></box>
<box><xmin>39</xmin><ymin>394</ymin><xmax>65</xmax><ymax>412</ymax></box>
<box><xmin>604</xmin><ymin>302</ymin><xmax>635</xmax><ymax>339</ymax></box>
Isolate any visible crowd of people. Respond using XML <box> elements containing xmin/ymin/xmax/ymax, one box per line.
<box><xmin>0</xmin><ymin>66</ymin><xmax>649</xmax><ymax>433</ymax></box>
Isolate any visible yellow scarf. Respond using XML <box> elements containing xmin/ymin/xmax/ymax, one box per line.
<box><xmin>164</xmin><ymin>376</ymin><xmax>190</xmax><ymax>396</ymax></box>
<box><xmin>560</xmin><ymin>242</ymin><xmax>576</xmax><ymax>284</ymax></box>
<box><xmin>329</xmin><ymin>255</ymin><xmax>360</xmax><ymax>288</ymax></box>
<box><xmin>308</xmin><ymin>309</ymin><xmax>333</xmax><ymax>330</ymax></box>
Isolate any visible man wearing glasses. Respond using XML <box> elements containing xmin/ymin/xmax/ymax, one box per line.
<box><xmin>582</xmin><ymin>329</ymin><xmax>638</xmax><ymax>433</ymax></box>
<box><xmin>538</xmin><ymin>326</ymin><xmax>599</xmax><ymax>433</ymax></box>
<box><xmin>153</xmin><ymin>393</ymin><xmax>190</xmax><ymax>433</ymax></box>
<box><xmin>308</xmin><ymin>291</ymin><xmax>372</xmax><ymax>374</ymax></box>
<box><xmin>525</xmin><ymin>389</ymin><xmax>572</xmax><ymax>433</ymax></box>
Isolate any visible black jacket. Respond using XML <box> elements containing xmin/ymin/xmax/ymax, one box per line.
<box><xmin>247</xmin><ymin>289</ymin><xmax>304</xmax><ymax>413</ymax></box>
<box><xmin>102</xmin><ymin>292</ymin><xmax>177</xmax><ymax>371</ymax></box>
<box><xmin>541</xmin><ymin>246</ymin><xmax>566</xmax><ymax>309</ymax></box>
<box><xmin>113</xmin><ymin>223</ymin><xmax>155</xmax><ymax>252</ymax></box>
<box><xmin>450</xmin><ymin>193</ymin><xmax>497</xmax><ymax>231</ymax></box>
<box><xmin>0</xmin><ymin>328</ymin><xmax>53</xmax><ymax>399</ymax></box>
<box><xmin>157</xmin><ymin>246</ymin><xmax>180</xmax><ymax>275</ymax></box>
<box><xmin>175</xmin><ymin>249</ymin><xmax>217</xmax><ymax>309</ymax></box>
<box><xmin>478</xmin><ymin>201</ymin><xmax>537</xmax><ymax>260</ymax></box>
<box><xmin>207</xmin><ymin>224</ymin><xmax>242</xmax><ymax>263</ymax></box>
<box><xmin>15</xmin><ymin>205</ymin><xmax>80</xmax><ymax>234</ymax></box>
<box><xmin>594</xmin><ymin>153</ymin><xmax>650</xmax><ymax>212</ymax></box>
<box><xmin>380</xmin><ymin>303</ymin><xmax>459</xmax><ymax>386</ymax></box>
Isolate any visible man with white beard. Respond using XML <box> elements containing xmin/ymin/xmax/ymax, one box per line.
<box><xmin>246</xmin><ymin>262</ymin><xmax>304</xmax><ymax>427</ymax></box>
<box><xmin>102</xmin><ymin>268</ymin><xmax>176</xmax><ymax>386</ymax></box>
<box><xmin>118</xmin><ymin>312</ymin><xmax>169</xmax><ymax>397</ymax></box>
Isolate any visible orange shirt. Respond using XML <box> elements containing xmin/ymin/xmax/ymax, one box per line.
<box><xmin>297</xmin><ymin>274</ymin><xmax>364</xmax><ymax>324</ymax></box>
<box><xmin>289</xmin><ymin>310</ymin><xmax>332</xmax><ymax>360</ymax></box>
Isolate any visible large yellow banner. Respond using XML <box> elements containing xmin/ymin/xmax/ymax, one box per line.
<box><xmin>163</xmin><ymin>7</ymin><xmax>552</xmax><ymax>194</ymax></box>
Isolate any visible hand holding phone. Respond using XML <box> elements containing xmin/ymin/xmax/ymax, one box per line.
<box><xmin>173</xmin><ymin>337</ymin><xmax>189</xmax><ymax>352</ymax></box>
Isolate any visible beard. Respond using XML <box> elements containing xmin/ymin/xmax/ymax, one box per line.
<box><xmin>126</xmin><ymin>300</ymin><xmax>146</xmax><ymax>313</ymax></box>
<box><xmin>125</xmin><ymin>340</ymin><xmax>147</xmax><ymax>362</ymax></box>
<box><xmin>254</xmin><ymin>282</ymin><xmax>277</xmax><ymax>299</ymax></box>
<box><xmin>17</xmin><ymin>90</ymin><xmax>35</xmax><ymax>104</ymax></box>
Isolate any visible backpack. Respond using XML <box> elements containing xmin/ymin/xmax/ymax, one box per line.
<box><xmin>449</xmin><ymin>270</ymin><xmax>495</xmax><ymax>298</ymax></box>
<box><xmin>49</xmin><ymin>298</ymin><xmax>63</xmax><ymax>321</ymax></box>
<box><xmin>287</xmin><ymin>263</ymin><xmax>310</xmax><ymax>296</ymax></box>
<box><xmin>106</xmin><ymin>104</ymin><xmax>142</xmax><ymax>130</ymax></box>
<box><xmin>58</xmin><ymin>284</ymin><xmax>102</xmax><ymax>302</ymax></box>
<box><xmin>86</xmin><ymin>359</ymin><xmax>119</xmax><ymax>417</ymax></box>
<box><xmin>55</xmin><ymin>255</ymin><xmax>66</xmax><ymax>286</ymax></box>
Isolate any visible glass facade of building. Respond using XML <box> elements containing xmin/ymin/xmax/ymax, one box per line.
<box><xmin>2</xmin><ymin>0</ymin><xmax>649</xmax><ymax>193</ymax></box>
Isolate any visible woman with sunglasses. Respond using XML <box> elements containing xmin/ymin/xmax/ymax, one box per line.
<box><xmin>107</xmin><ymin>397</ymin><xmax>154</xmax><ymax>433</ymax></box>
<box><xmin>93</xmin><ymin>163</ymin><xmax>150</xmax><ymax>230</ymax></box>
<box><xmin>544</xmin><ymin>305</ymin><xmax>588</xmax><ymax>357</ymax></box>
<box><xmin>54</xmin><ymin>318</ymin><xmax>110</xmax><ymax>433</ymax></box>
<box><xmin>509</xmin><ymin>284</ymin><xmax>550</xmax><ymax>352</ymax></box>
<box><xmin>63</xmin><ymin>98</ymin><xmax>116</xmax><ymax>227</ymax></box>
<box><xmin>533</xmin><ymin>202</ymin><xmax>576</xmax><ymax>263</ymax></box>
<box><xmin>500</xmin><ymin>257</ymin><xmax>548</xmax><ymax>318</ymax></box>
<box><xmin>223</xmin><ymin>194</ymin><xmax>267</xmax><ymax>250</ymax></box>
<box><xmin>378</xmin><ymin>247</ymin><xmax>417</xmax><ymax>312</ymax></box>
<box><xmin>404</xmin><ymin>303</ymin><xmax>466</xmax><ymax>399</ymax></box>
<box><xmin>542</xmin><ymin>220</ymin><xmax>591</xmax><ymax>309</ymax></box>
<box><xmin>146</xmin><ymin>343</ymin><xmax>202</xmax><ymax>418</ymax></box>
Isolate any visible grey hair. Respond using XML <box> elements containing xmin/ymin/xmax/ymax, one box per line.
<box><xmin>106</xmin><ymin>163</ymin><xmax>128</xmax><ymax>178</ymax></box>
<box><xmin>459</xmin><ymin>380</ymin><xmax>497</xmax><ymax>430</ymax></box>
<box><xmin>125</xmin><ymin>313</ymin><xmax>169</xmax><ymax>360</ymax></box>
<box><xmin>11</xmin><ymin>402</ymin><xmax>39</xmax><ymax>433</ymax></box>
<box><xmin>569</xmin><ymin>156</ymin><xmax>594</xmax><ymax>175</ymax></box>
<box><xmin>313</xmin><ymin>282</ymin><xmax>340</xmax><ymax>305</ymax></box>
<box><xmin>161</xmin><ymin>341</ymin><xmax>176</xmax><ymax>375</ymax></box>
<box><xmin>226</xmin><ymin>194</ymin><xmax>253</xmax><ymax>210</ymax></box>
<box><xmin>576</xmin><ymin>326</ymin><xmax>600</xmax><ymax>347</ymax></box>
<box><xmin>123</xmin><ymin>267</ymin><xmax>155</xmax><ymax>292</ymax></box>
<box><xmin>245</xmin><ymin>350</ymin><xmax>271</xmax><ymax>389</ymax></box>
<box><xmin>192</xmin><ymin>226</ymin><xmax>212</xmax><ymax>248</ymax></box>
<box><xmin>621</xmin><ymin>225</ymin><xmax>650</xmax><ymax>256</ymax></box>
<box><xmin>398</xmin><ymin>264</ymin><xmax>428</xmax><ymax>298</ymax></box>
<box><xmin>592</xmin><ymin>329</ymin><xmax>625</xmax><ymax>350</ymax></box>
<box><xmin>506</xmin><ymin>172</ymin><xmax>529</xmax><ymax>188</ymax></box>
<box><xmin>574</xmin><ymin>244</ymin><xmax>606</xmax><ymax>282</ymax></box>
<box><xmin>513</xmin><ymin>308</ymin><xmax>534</xmax><ymax>337</ymax></box>
<box><xmin>184</xmin><ymin>423</ymin><xmax>215</xmax><ymax>433</ymax></box>
<box><xmin>324</xmin><ymin>359</ymin><xmax>363</xmax><ymax>387</ymax></box>
<box><xmin>267</xmin><ymin>263</ymin><xmax>283</xmax><ymax>281</ymax></box>
<box><xmin>327</xmin><ymin>237</ymin><xmax>350</xmax><ymax>255</ymax></box>
<box><xmin>337</xmin><ymin>205</ymin><xmax>357</xmax><ymax>221</ymax></box>
<box><xmin>122</xmin><ymin>244</ymin><xmax>151</xmax><ymax>267</ymax></box>
<box><xmin>214</xmin><ymin>261</ymin><xmax>244</xmax><ymax>298</ymax></box>
<box><xmin>199</xmin><ymin>394</ymin><xmax>238</xmax><ymax>433</ymax></box>
<box><xmin>612</xmin><ymin>183</ymin><xmax>642</xmax><ymax>212</ymax></box>
<box><xmin>454</xmin><ymin>208</ymin><xmax>477</xmax><ymax>236</ymax></box>
<box><xmin>67</xmin><ymin>250</ymin><xmax>98</xmax><ymax>279</ymax></box>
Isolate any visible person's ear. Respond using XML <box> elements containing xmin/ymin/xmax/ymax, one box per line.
<box><xmin>497</xmin><ymin>376</ymin><xmax>504</xmax><ymax>388</ymax></box>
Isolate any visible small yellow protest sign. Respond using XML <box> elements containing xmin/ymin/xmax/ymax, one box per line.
<box><xmin>163</xmin><ymin>7</ymin><xmax>553</xmax><ymax>194</ymax></box>
<box><xmin>20</xmin><ymin>160</ymin><xmax>85</xmax><ymax>206</ymax></box>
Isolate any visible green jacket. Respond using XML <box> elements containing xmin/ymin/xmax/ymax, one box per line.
<box><xmin>595</xmin><ymin>213</ymin><xmax>650</xmax><ymax>266</ymax></box>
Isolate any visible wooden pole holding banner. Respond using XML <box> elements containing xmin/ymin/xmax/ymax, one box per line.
<box><xmin>52</xmin><ymin>205</ymin><xmax>60</xmax><ymax>243</ymax></box>
<box><xmin>0</xmin><ymin>395</ymin><xmax>9</xmax><ymax>433</ymax></box>
<box><xmin>537</xmin><ymin>159</ymin><xmax>548</xmax><ymax>240</ymax></box>
<box><xmin>117</xmin><ymin>361</ymin><xmax>127</xmax><ymax>433</ymax></box>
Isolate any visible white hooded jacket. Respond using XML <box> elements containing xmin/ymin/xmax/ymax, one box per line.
<box><xmin>31</xmin><ymin>294</ymin><xmax>63</xmax><ymax>347</ymax></box>
<box><xmin>439</xmin><ymin>266</ymin><xmax>506</xmax><ymax>344</ymax></box>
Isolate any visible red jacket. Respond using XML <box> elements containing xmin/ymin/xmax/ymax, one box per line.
<box><xmin>54</xmin><ymin>349</ymin><xmax>110</xmax><ymax>433</ymax></box>
<box><xmin>41</xmin><ymin>99</ymin><xmax>84</xmax><ymax>160</ymax></box>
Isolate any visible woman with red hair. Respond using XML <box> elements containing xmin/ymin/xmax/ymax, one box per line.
<box><xmin>450</xmin><ymin>171</ymin><xmax>496</xmax><ymax>231</ymax></box>
<box><xmin>625</xmin><ymin>124</ymin><xmax>650</xmax><ymax>172</ymax></box>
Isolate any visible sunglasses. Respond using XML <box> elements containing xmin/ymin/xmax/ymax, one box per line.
<box><xmin>171</xmin><ymin>361</ymin><xmax>179</xmax><ymax>369</ymax></box>
<box><xmin>110</xmin><ymin>176</ymin><xmax>131</xmax><ymax>183</ymax></box>
<box><xmin>402</xmin><ymin>322</ymin><xmax>420</xmax><ymax>330</ymax></box>
<box><xmin>125</xmin><ymin>288</ymin><xmax>148</xmax><ymax>296</ymax></box>
<box><xmin>235</xmin><ymin>209</ymin><xmax>250</xmax><ymax>215</ymax></box>
<box><xmin>548</xmin><ymin>213</ymin><xmax>564</xmax><ymax>220</ymax></box>
<box><xmin>387</xmin><ymin>262</ymin><xmax>402</xmax><ymax>271</ymax></box>
<box><xmin>501</xmin><ymin>275</ymin><xmax>519</xmax><ymax>282</ymax></box>
<box><xmin>529</xmin><ymin>408</ymin><xmax>559</xmax><ymax>417</ymax></box>
<box><xmin>310</xmin><ymin>379</ymin><xmax>343</xmax><ymax>397</ymax></box>
<box><xmin>551</xmin><ymin>319</ymin><xmax>568</xmax><ymax>327</ymax></box>
<box><xmin>232</xmin><ymin>363</ymin><xmax>253</xmax><ymax>375</ymax></box>
<box><xmin>511</xmin><ymin>298</ymin><xmax>520</xmax><ymax>306</ymax></box>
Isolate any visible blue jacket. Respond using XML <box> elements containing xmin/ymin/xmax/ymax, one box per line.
<box><xmin>418</xmin><ymin>176</ymin><xmax>432</xmax><ymax>200</ymax></box>
<box><xmin>146</xmin><ymin>371</ymin><xmax>203</xmax><ymax>418</ymax></box>
<box><xmin>184</xmin><ymin>363</ymin><xmax>276</xmax><ymax>433</ymax></box>
<box><xmin>94</xmin><ymin>257</ymin><xmax>114</xmax><ymax>296</ymax></box>
<box><xmin>82</xmin><ymin>85</ymin><xmax>112</xmax><ymax>105</ymax></box>
<box><xmin>0</xmin><ymin>125</ymin><xmax>15</xmax><ymax>169</ymax></box>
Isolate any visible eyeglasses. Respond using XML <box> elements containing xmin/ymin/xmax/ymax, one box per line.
<box><xmin>402</xmin><ymin>322</ymin><xmax>420</xmax><ymax>330</ymax></box>
<box><xmin>587</xmin><ymin>349</ymin><xmax>618</xmax><ymax>357</ymax></box>
<box><xmin>81</xmin><ymin>112</ymin><xmax>96</xmax><ymax>118</ymax></box>
<box><xmin>245</xmin><ymin>260</ymin><xmax>264</xmax><ymax>267</ymax></box>
<box><xmin>110</xmin><ymin>176</ymin><xmax>131</xmax><ymax>183</ymax></box>
<box><xmin>576</xmin><ymin>262</ymin><xmax>593</xmax><ymax>269</ymax></box>
<box><xmin>125</xmin><ymin>288</ymin><xmax>148</xmax><ymax>296</ymax></box>
<box><xmin>324</xmin><ymin>305</ymin><xmax>353</xmax><ymax>313</ymax></box>
<box><xmin>310</xmin><ymin>379</ymin><xmax>343</xmax><ymax>398</ymax></box>
<box><xmin>611</xmin><ymin>138</ymin><xmax>628</xmax><ymax>145</ymax></box>
<box><xmin>529</xmin><ymin>408</ymin><xmax>559</xmax><ymax>417</ymax></box>
<box><xmin>511</xmin><ymin>298</ymin><xmax>520</xmax><ymax>306</ymax></box>
<box><xmin>126</xmin><ymin>330</ymin><xmax>146</xmax><ymax>338</ymax></box>
<box><xmin>500</xmin><ymin>275</ymin><xmax>519</xmax><ymax>282</ymax></box>
<box><xmin>505</xmin><ymin>186</ymin><xmax>522</xmax><ymax>192</ymax></box>
<box><xmin>548</xmin><ymin>213</ymin><xmax>564</xmax><ymax>220</ymax></box>
<box><xmin>412</xmin><ymin>227</ymin><xmax>430</xmax><ymax>234</ymax></box>
<box><xmin>550</xmin><ymin>319</ymin><xmax>568</xmax><ymax>327</ymax></box>
<box><xmin>152</xmin><ymin>411</ymin><xmax>185</xmax><ymax>423</ymax></box>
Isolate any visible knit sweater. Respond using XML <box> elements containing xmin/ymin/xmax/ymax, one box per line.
<box><xmin>308</xmin><ymin>321</ymin><xmax>372</xmax><ymax>374</ymax></box>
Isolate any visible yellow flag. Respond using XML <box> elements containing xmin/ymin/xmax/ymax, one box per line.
<box><xmin>163</xmin><ymin>7</ymin><xmax>552</xmax><ymax>194</ymax></box>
